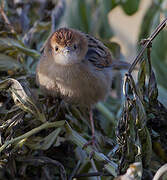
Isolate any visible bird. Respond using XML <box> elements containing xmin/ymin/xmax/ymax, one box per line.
<box><xmin>36</xmin><ymin>27</ymin><xmax>129</xmax><ymax>149</ymax></box>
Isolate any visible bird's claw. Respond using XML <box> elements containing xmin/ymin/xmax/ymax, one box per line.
<box><xmin>83</xmin><ymin>136</ymin><xmax>96</xmax><ymax>148</ymax></box>
<box><xmin>82</xmin><ymin>136</ymin><xmax>98</xmax><ymax>159</ymax></box>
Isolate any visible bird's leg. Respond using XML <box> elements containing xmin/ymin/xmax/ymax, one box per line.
<box><xmin>46</xmin><ymin>97</ymin><xmax>62</xmax><ymax>121</ymax></box>
<box><xmin>89</xmin><ymin>109</ymin><xmax>96</xmax><ymax>147</ymax></box>
<box><xmin>46</xmin><ymin>97</ymin><xmax>50</xmax><ymax>120</ymax></box>
<box><xmin>83</xmin><ymin>109</ymin><xmax>97</xmax><ymax>152</ymax></box>
<box><xmin>54</xmin><ymin>97</ymin><xmax>62</xmax><ymax>118</ymax></box>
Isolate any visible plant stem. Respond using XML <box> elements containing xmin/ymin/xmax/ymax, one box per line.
<box><xmin>0</xmin><ymin>120</ymin><xmax>65</xmax><ymax>153</ymax></box>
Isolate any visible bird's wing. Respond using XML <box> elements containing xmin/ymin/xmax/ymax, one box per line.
<box><xmin>85</xmin><ymin>34</ymin><xmax>130</xmax><ymax>70</ymax></box>
<box><xmin>85</xmin><ymin>34</ymin><xmax>113</xmax><ymax>69</ymax></box>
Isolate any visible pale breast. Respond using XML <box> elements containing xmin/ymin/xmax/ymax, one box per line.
<box><xmin>36</xmin><ymin>59</ymin><xmax>112</xmax><ymax>107</ymax></box>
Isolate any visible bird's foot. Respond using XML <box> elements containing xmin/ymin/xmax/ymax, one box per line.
<box><xmin>83</xmin><ymin>135</ymin><xmax>96</xmax><ymax>148</ymax></box>
<box><xmin>82</xmin><ymin>136</ymin><xmax>97</xmax><ymax>159</ymax></box>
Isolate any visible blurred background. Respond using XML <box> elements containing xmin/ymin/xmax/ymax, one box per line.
<box><xmin>109</xmin><ymin>0</ymin><xmax>151</xmax><ymax>62</ymax></box>
<box><xmin>0</xmin><ymin>0</ymin><xmax>167</xmax><ymax>179</ymax></box>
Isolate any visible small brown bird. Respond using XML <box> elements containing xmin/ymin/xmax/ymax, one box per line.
<box><xmin>36</xmin><ymin>27</ymin><xmax>129</xmax><ymax>147</ymax></box>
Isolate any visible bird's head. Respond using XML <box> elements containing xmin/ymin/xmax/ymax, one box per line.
<box><xmin>45</xmin><ymin>28</ymin><xmax>88</xmax><ymax>65</ymax></box>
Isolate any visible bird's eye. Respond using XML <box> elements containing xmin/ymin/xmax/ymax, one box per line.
<box><xmin>73</xmin><ymin>44</ymin><xmax>77</xmax><ymax>50</ymax></box>
<box><xmin>55</xmin><ymin>47</ymin><xmax>59</xmax><ymax>51</ymax></box>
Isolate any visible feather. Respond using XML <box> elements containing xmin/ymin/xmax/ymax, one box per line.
<box><xmin>85</xmin><ymin>34</ymin><xmax>130</xmax><ymax>70</ymax></box>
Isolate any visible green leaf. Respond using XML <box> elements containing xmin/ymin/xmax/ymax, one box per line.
<box><xmin>138</xmin><ymin>127</ymin><xmax>152</xmax><ymax>168</ymax></box>
<box><xmin>0</xmin><ymin>53</ymin><xmax>22</xmax><ymax>72</ymax></box>
<box><xmin>63</xmin><ymin>0</ymin><xmax>113</xmax><ymax>38</ymax></box>
<box><xmin>102</xmin><ymin>0</ymin><xmax>119</xmax><ymax>12</ymax></box>
<box><xmin>148</xmin><ymin>70</ymin><xmax>158</xmax><ymax>102</ymax></box>
<box><xmin>64</xmin><ymin>0</ymin><xmax>92</xmax><ymax>32</ymax></box>
<box><xmin>96</xmin><ymin>102</ymin><xmax>116</xmax><ymax>125</ymax></box>
<box><xmin>137</xmin><ymin>60</ymin><xmax>146</xmax><ymax>99</ymax></box>
<box><xmin>0</xmin><ymin>78</ymin><xmax>46</xmax><ymax>122</ymax></box>
<box><xmin>121</xmin><ymin>0</ymin><xmax>140</xmax><ymax>15</ymax></box>
<box><xmin>78</xmin><ymin>0</ymin><xmax>90</xmax><ymax>32</ymax></box>
<box><xmin>158</xmin><ymin>85</ymin><xmax>167</xmax><ymax>107</ymax></box>
<box><xmin>27</xmin><ymin>128</ymin><xmax>62</xmax><ymax>150</ymax></box>
<box><xmin>0</xmin><ymin>38</ymin><xmax>40</xmax><ymax>58</ymax></box>
<box><xmin>65</xmin><ymin>122</ymin><xmax>118</xmax><ymax>177</ymax></box>
<box><xmin>139</xmin><ymin>5</ymin><xmax>160</xmax><ymax>40</ymax></box>
<box><xmin>139</xmin><ymin>2</ymin><xmax>167</xmax><ymax>92</ymax></box>
<box><xmin>151</xmin><ymin>30</ymin><xmax>167</xmax><ymax>90</ymax></box>
<box><xmin>0</xmin><ymin>121</ymin><xmax>65</xmax><ymax>153</ymax></box>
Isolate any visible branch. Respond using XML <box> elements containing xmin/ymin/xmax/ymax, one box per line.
<box><xmin>128</xmin><ymin>18</ymin><xmax>167</xmax><ymax>74</ymax></box>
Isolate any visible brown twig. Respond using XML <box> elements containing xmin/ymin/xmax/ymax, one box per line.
<box><xmin>128</xmin><ymin>18</ymin><xmax>167</xmax><ymax>74</ymax></box>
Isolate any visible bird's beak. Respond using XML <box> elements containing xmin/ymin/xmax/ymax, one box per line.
<box><xmin>63</xmin><ymin>47</ymin><xmax>71</xmax><ymax>53</ymax></box>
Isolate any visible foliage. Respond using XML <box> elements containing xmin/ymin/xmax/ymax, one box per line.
<box><xmin>139</xmin><ymin>0</ymin><xmax>167</xmax><ymax>96</ymax></box>
<box><xmin>0</xmin><ymin>0</ymin><xmax>167</xmax><ymax>180</ymax></box>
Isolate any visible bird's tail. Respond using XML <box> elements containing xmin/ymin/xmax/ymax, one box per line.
<box><xmin>110</xmin><ymin>61</ymin><xmax>132</xmax><ymax>70</ymax></box>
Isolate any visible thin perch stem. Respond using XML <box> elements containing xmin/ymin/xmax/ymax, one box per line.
<box><xmin>128</xmin><ymin>18</ymin><xmax>167</xmax><ymax>74</ymax></box>
<box><xmin>90</xmin><ymin>110</ymin><xmax>95</xmax><ymax>140</ymax></box>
